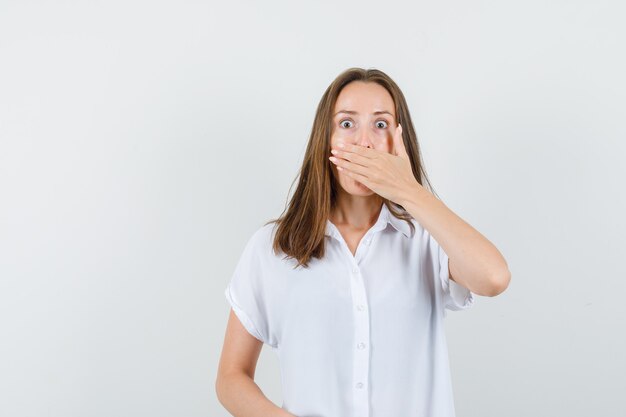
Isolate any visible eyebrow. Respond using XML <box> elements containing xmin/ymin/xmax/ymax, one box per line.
<box><xmin>334</xmin><ymin>110</ymin><xmax>394</xmax><ymax>117</ymax></box>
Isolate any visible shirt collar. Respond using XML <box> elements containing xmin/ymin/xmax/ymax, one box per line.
<box><xmin>325</xmin><ymin>203</ymin><xmax>412</xmax><ymax>240</ymax></box>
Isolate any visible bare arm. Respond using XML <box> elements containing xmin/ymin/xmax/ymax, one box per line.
<box><xmin>399</xmin><ymin>184</ymin><xmax>511</xmax><ymax>297</ymax></box>
<box><xmin>216</xmin><ymin>309</ymin><xmax>296</xmax><ymax>417</ymax></box>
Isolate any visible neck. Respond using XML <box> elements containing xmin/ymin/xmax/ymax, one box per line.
<box><xmin>330</xmin><ymin>193</ymin><xmax>384</xmax><ymax>231</ymax></box>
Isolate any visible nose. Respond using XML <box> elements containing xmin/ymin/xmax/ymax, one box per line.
<box><xmin>355</xmin><ymin>127</ymin><xmax>374</xmax><ymax>148</ymax></box>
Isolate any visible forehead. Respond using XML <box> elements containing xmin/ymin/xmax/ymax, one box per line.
<box><xmin>333</xmin><ymin>81</ymin><xmax>395</xmax><ymax>115</ymax></box>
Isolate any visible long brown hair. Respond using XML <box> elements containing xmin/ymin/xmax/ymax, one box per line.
<box><xmin>265</xmin><ymin>67</ymin><xmax>439</xmax><ymax>268</ymax></box>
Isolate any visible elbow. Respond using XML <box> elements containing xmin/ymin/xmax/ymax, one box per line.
<box><xmin>215</xmin><ymin>374</ymin><xmax>225</xmax><ymax>405</ymax></box>
<box><xmin>215</xmin><ymin>371</ymin><xmax>253</xmax><ymax>408</ymax></box>
<box><xmin>215</xmin><ymin>372</ymin><xmax>233</xmax><ymax>406</ymax></box>
<box><xmin>487</xmin><ymin>267</ymin><xmax>511</xmax><ymax>297</ymax></box>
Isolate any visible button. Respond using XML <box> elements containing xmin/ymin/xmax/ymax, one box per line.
<box><xmin>365</xmin><ymin>239</ymin><xmax>371</xmax><ymax>245</ymax></box>
<box><xmin>356</xmin><ymin>304</ymin><xmax>365</xmax><ymax>311</ymax></box>
<box><xmin>355</xmin><ymin>382</ymin><xmax>364</xmax><ymax>389</ymax></box>
<box><xmin>357</xmin><ymin>342</ymin><xmax>366</xmax><ymax>349</ymax></box>
<box><xmin>352</xmin><ymin>267</ymin><xmax>359</xmax><ymax>274</ymax></box>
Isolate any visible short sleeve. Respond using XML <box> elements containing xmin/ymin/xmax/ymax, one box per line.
<box><xmin>430</xmin><ymin>235</ymin><xmax>475</xmax><ymax>317</ymax></box>
<box><xmin>224</xmin><ymin>229</ymin><xmax>276</xmax><ymax>347</ymax></box>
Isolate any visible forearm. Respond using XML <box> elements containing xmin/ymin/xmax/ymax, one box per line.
<box><xmin>398</xmin><ymin>183</ymin><xmax>510</xmax><ymax>297</ymax></box>
<box><xmin>216</xmin><ymin>372</ymin><xmax>296</xmax><ymax>417</ymax></box>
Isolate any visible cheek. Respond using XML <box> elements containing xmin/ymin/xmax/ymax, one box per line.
<box><xmin>373</xmin><ymin>142</ymin><xmax>392</xmax><ymax>154</ymax></box>
<box><xmin>331</xmin><ymin>130</ymin><xmax>351</xmax><ymax>143</ymax></box>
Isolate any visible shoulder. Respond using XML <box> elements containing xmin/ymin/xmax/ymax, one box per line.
<box><xmin>251</xmin><ymin>222</ymin><xmax>277</xmax><ymax>246</ymax></box>
<box><xmin>240</xmin><ymin>222</ymin><xmax>278</xmax><ymax>259</ymax></box>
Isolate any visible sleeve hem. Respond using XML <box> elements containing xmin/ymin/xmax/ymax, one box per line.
<box><xmin>224</xmin><ymin>284</ymin><xmax>276</xmax><ymax>348</ymax></box>
<box><xmin>447</xmin><ymin>278</ymin><xmax>475</xmax><ymax>311</ymax></box>
<box><xmin>439</xmin><ymin>247</ymin><xmax>475</xmax><ymax>312</ymax></box>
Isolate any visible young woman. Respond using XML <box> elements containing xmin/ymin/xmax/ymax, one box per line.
<box><xmin>216</xmin><ymin>67</ymin><xmax>510</xmax><ymax>417</ymax></box>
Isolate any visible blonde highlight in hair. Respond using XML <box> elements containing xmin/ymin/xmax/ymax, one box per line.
<box><xmin>264</xmin><ymin>67</ymin><xmax>439</xmax><ymax>268</ymax></box>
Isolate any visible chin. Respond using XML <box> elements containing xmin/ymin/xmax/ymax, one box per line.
<box><xmin>339</xmin><ymin>177</ymin><xmax>374</xmax><ymax>196</ymax></box>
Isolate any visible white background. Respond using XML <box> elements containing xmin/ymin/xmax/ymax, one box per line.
<box><xmin>1</xmin><ymin>0</ymin><xmax>625</xmax><ymax>416</ymax></box>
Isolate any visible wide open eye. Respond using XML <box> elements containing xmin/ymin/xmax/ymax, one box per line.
<box><xmin>376</xmin><ymin>120</ymin><xmax>389</xmax><ymax>129</ymax></box>
<box><xmin>339</xmin><ymin>119</ymin><xmax>353</xmax><ymax>128</ymax></box>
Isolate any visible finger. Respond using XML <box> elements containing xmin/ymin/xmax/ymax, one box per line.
<box><xmin>340</xmin><ymin>165</ymin><xmax>372</xmax><ymax>188</ymax></box>
<box><xmin>393</xmin><ymin>124</ymin><xmax>408</xmax><ymax>158</ymax></box>
<box><xmin>335</xmin><ymin>142</ymin><xmax>377</xmax><ymax>160</ymax></box>
<box><xmin>329</xmin><ymin>154</ymin><xmax>370</xmax><ymax>178</ymax></box>
<box><xmin>331</xmin><ymin>144</ymin><xmax>375</xmax><ymax>167</ymax></box>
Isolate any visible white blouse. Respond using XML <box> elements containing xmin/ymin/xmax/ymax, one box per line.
<box><xmin>224</xmin><ymin>203</ymin><xmax>475</xmax><ymax>417</ymax></box>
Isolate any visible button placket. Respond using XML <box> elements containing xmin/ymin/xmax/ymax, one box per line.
<box><xmin>349</xmin><ymin>260</ymin><xmax>370</xmax><ymax>417</ymax></box>
<box><xmin>332</xmin><ymin>223</ymin><xmax>383</xmax><ymax>417</ymax></box>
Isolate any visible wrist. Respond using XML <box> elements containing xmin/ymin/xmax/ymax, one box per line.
<box><xmin>398</xmin><ymin>181</ymin><xmax>430</xmax><ymax>209</ymax></box>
